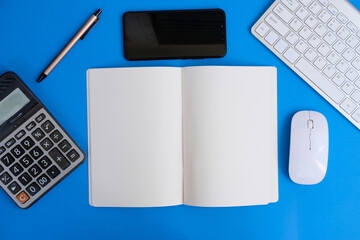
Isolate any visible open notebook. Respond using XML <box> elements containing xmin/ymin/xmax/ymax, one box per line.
<box><xmin>87</xmin><ymin>66</ymin><xmax>278</xmax><ymax>207</ymax></box>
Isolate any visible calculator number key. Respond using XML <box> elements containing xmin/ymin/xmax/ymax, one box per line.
<box><xmin>37</xmin><ymin>174</ymin><xmax>50</xmax><ymax>187</ymax></box>
<box><xmin>39</xmin><ymin>157</ymin><xmax>52</xmax><ymax>169</ymax></box>
<box><xmin>0</xmin><ymin>172</ymin><xmax>12</xmax><ymax>185</ymax></box>
<box><xmin>8</xmin><ymin>181</ymin><xmax>21</xmax><ymax>195</ymax></box>
<box><xmin>29</xmin><ymin>147</ymin><xmax>43</xmax><ymax>160</ymax></box>
<box><xmin>18</xmin><ymin>172</ymin><xmax>32</xmax><ymax>186</ymax></box>
<box><xmin>26</xmin><ymin>182</ymin><xmax>41</xmax><ymax>196</ymax></box>
<box><xmin>1</xmin><ymin>153</ymin><xmax>15</xmax><ymax>167</ymax></box>
<box><xmin>40</xmin><ymin>138</ymin><xmax>54</xmax><ymax>151</ymax></box>
<box><xmin>28</xmin><ymin>164</ymin><xmax>42</xmax><ymax>178</ymax></box>
<box><xmin>21</xmin><ymin>137</ymin><xmax>35</xmax><ymax>150</ymax></box>
<box><xmin>49</xmin><ymin>148</ymin><xmax>70</xmax><ymax>170</ymax></box>
<box><xmin>11</xmin><ymin>145</ymin><xmax>25</xmax><ymax>158</ymax></box>
<box><xmin>32</xmin><ymin>128</ymin><xmax>45</xmax><ymax>141</ymax></box>
<box><xmin>9</xmin><ymin>163</ymin><xmax>24</xmax><ymax>176</ymax></box>
<box><xmin>19</xmin><ymin>155</ymin><xmax>34</xmax><ymax>168</ymax></box>
<box><xmin>41</xmin><ymin>120</ymin><xmax>55</xmax><ymax>133</ymax></box>
<box><xmin>50</xmin><ymin>130</ymin><xmax>63</xmax><ymax>143</ymax></box>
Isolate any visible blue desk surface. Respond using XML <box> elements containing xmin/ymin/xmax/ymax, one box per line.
<box><xmin>1</xmin><ymin>0</ymin><xmax>360</xmax><ymax>239</ymax></box>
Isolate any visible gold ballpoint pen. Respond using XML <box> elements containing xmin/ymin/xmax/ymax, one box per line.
<box><xmin>37</xmin><ymin>9</ymin><xmax>102</xmax><ymax>83</ymax></box>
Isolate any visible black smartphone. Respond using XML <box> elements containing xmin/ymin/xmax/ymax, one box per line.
<box><xmin>123</xmin><ymin>9</ymin><xmax>226</xmax><ymax>60</ymax></box>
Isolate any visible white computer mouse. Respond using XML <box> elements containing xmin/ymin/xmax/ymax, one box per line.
<box><xmin>289</xmin><ymin>111</ymin><xmax>329</xmax><ymax>185</ymax></box>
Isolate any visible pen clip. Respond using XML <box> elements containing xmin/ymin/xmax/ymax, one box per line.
<box><xmin>80</xmin><ymin>17</ymin><xmax>100</xmax><ymax>40</ymax></box>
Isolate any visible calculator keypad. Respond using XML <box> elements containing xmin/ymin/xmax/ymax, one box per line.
<box><xmin>0</xmin><ymin>108</ymin><xmax>84</xmax><ymax>208</ymax></box>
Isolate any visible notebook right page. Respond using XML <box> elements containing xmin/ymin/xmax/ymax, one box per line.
<box><xmin>182</xmin><ymin>66</ymin><xmax>278</xmax><ymax>207</ymax></box>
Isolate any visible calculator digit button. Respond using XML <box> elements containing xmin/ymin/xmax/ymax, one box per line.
<box><xmin>29</xmin><ymin>146</ymin><xmax>44</xmax><ymax>160</ymax></box>
<box><xmin>21</xmin><ymin>137</ymin><xmax>35</xmax><ymax>150</ymax></box>
<box><xmin>28</xmin><ymin>164</ymin><xmax>42</xmax><ymax>178</ymax></box>
<box><xmin>26</xmin><ymin>121</ymin><xmax>36</xmax><ymax>131</ymax></box>
<box><xmin>35</xmin><ymin>113</ymin><xmax>46</xmax><ymax>123</ymax></box>
<box><xmin>1</xmin><ymin>153</ymin><xmax>15</xmax><ymax>167</ymax></box>
<box><xmin>40</xmin><ymin>138</ymin><xmax>54</xmax><ymax>151</ymax></box>
<box><xmin>31</xmin><ymin>128</ymin><xmax>45</xmax><ymax>141</ymax></box>
<box><xmin>37</xmin><ymin>174</ymin><xmax>50</xmax><ymax>187</ymax></box>
<box><xmin>0</xmin><ymin>172</ymin><xmax>12</xmax><ymax>185</ymax></box>
<box><xmin>26</xmin><ymin>182</ymin><xmax>40</xmax><ymax>196</ymax></box>
<box><xmin>19</xmin><ymin>155</ymin><xmax>34</xmax><ymax>168</ymax></box>
<box><xmin>16</xmin><ymin>191</ymin><xmax>30</xmax><ymax>204</ymax></box>
<box><xmin>49</xmin><ymin>130</ymin><xmax>63</xmax><ymax>143</ymax></box>
<box><xmin>15</xmin><ymin>130</ymin><xmax>26</xmax><ymax>140</ymax></box>
<box><xmin>59</xmin><ymin>140</ymin><xmax>72</xmax><ymax>153</ymax></box>
<box><xmin>49</xmin><ymin>148</ymin><xmax>70</xmax><ymax>170</ymax></box>
<box><xmin>41</xmin><ymin>120</ymin><xmax>54</xmax><ymax>133</ymax></box>
<box><xmin>67</xmin><ymin>149</ymin><xmax>80</xmax><ymax>162</ymax></box>
<box><xmin>38</xmin><ymin>157</ymin><xmax>52</xmax><ymax>169</ymax></box>
<box><xmin>46</xmin><ymin>165</ymin><xmax>60</xmax><ymax>179</ymax></box>
<box><xmin>8</xmin><ymin>181</ymin><xmax>21</xmax><ymax>195</ymax></box>
<box><xmin>5</xmin><ymin>138</ymin><xmax>16</xmax><ymax>148</ymax></box>
<box><xmin>0</xmin><ymin>146</ymin><xmax>5</xmax><ymax>156</ymax></box>
<box><xmin>18</xmin><ymin>172</ymin><xmax>32</xmax><ymax>186</ymax></box>
<box><xmin>9</xmin><ymin>163</ymin><xmax>24</xmax><ymax>176</ymax></box>
<box><xmin>11</xmin><ymin>145</ymin><xmax>25</xmax><ymax>158</ymax></box>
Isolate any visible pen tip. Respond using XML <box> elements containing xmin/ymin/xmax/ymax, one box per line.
<box><xmin>37</xmin><ymin>73</ymin><xmax>47</xmax><ymax>83</ymax></box>
<box><xmin>94</xmin><ymin>9</ymin><xmax>102</xmax><ymax>17</ymax></box>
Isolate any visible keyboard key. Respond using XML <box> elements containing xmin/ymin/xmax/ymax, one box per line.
<box><xmin>274</xmin><ymin>4</ymin><xmax>293</xmax><ymax>23</ymax></box>
<box><xmin>0</xmin><ymin>172</ymin><xmax>12</xmax><ymax>185</ymax></box>
<box><xmin>281</xmin><ymin>0</ymin><xmax>299</xmax><ymax>11</ymax></box>
<box><xmin>299</xmin><ymin>26</ymin><xmax>311</xmax><ymax>39</ymax></box>
<box><xmin>355</xmin><ymin>80</ymin><xmax>360</xmax><ymax>88</ymax></box>
<box><xmin>29</xmin><ymin>147</ymin><xmax>43</xmax><ymax>160</ymax></box>
<box><xmin>26</xmin><ymin>182</ymin><xmax>40</xmax><ymax>196</ymax></box>
<box><xmin>18</xmin><ymin>172</ymin><xmax>32</xmax><ymax>186</ymax></box>
<box><xmin>305</xmin><ymin>15</ymin><xmax>318</xmax><ymax>28</ymax></box>
<box><xmin>333</xmin><ymin>40</ymin><xmax>346</xmax><ymax>53</ymax></box>
<box><xmin>41</xmin><ymin>120</ymin><xmax>55</xmax><ymax>134</ymax></box>
<box><xmin>324</xmin><ymin>32</ymin><xmax>337</xmax><ymax>45</ymax></box>
<box><xmin>21</xmin><ymin>137</ymin><xmax>35</xmax><ymax>150</ymax></box>
<box><xmin>327</xmin><ymin>52</ymin><xmax>340</xmax><ymax>65</ymax></box>
<box><xmin>0</xmin><ymin>146</ymin><xmax>5</xmax><ymax>156</ymax></box>
<box><xmin>5</xmin><ymin>138</ymin><xmax>16</xmax><ymax>148</ymax></box>
<box><xmin>8</xmin><ymin>181</ymin><xmax>21</xmax><ymax>195</ymax></box>
<box><xmin>309</xmin><ymin>1</ymin><xmax>321</xmax><ymax>14</ymax></box>
<box><xmin>286</xmin><ymin>32</ymin><xmax>299</xmax><ymax>44</ymax></box>
<box><xmin>337</xmin><ymin>27</ymin><xmax>350</xmax><ymax>40</ymax></box>
<box><xmin>9</xmin><ymin>163</ymin><xmax>24</xmax><ymax>176</ymax></box>
<box><xmin>327</xmin><ymin>18</ymin><xmax>340</xmax><ymax>31</ymax></box>
<box><xmin>59</xmin><ymin>140</ymin><xmax>72</xmax><ymax>153</ymax></box>
<box><xmin>26</xmin><ymin>121</ymin><xmax>36</xmax><ymax>131</ymax></box>
<box><xmin>256</xmin><ymin>22</ymin><xmax>270</xmax><ymax>37</ymax></box>
<box><xmin>49</xmin><ymin>148</ymin><xmax>70</xmax><ymax>170</ymax></box>
<box><xmin>40</xmin><ymin>138</ymin><xmax>53</xmax><ymax>151</ymax></box>
<box><xmin>357</xmin><ymin>45</ymin><xmax>360</xmax><ymax>55</ymax></box>
<box><xmin>341</xmin><ymin>82</ymin><xmax>355</xmax><ymax>94</ymax></box>
<box><xmin>342</xmin><ymin>49</ymin><xmax>355</xmax><ymax>62</ymax></box>
<box><xmin>340</xmin><ymin>98</ymin><xmax>356</xmax><ymax>114</ymax></box>
<box><xmin>352</xmin><ymin>109</ymin><xmax>360</xmax><ymax>122</ymax></box>
<box><xmin>336</xmin><ymin>60</ymin><xmax>349</xmax><ymax>73</ymax></box>
<box><xmin>337</xmin><ymin>13</ymin><xmax>348</xmax><ymax>24</ymax></box>
<box><xmin>11</xmin><ymin>145</ymin><xmax>25</xmax><ymax>159</ymax></box>
<box><xmin>47</xmin><ymin>165</ymin><xmax>60</xmax><ymax>179</ymax></box>
<box><xmin>296</xmin><ymin>6</ymin><xmax>308</xmax><ymax>20</ymax></box>
<box><xmin>318</xmin><ymin>43</ymin><xmax>330</xmax><ymax>56</ymax></box>
<box><xmin>319</xmin><ymin>0</ymin><xmax>329</xmax><ymax>6</ymax></box>
<box><xmin>49</xmin><ymin>130</ymin><xmax>63</xmax><ymax>143</ymax></box>
<box><xmin>35</xmin><ymin>113</ymin><xmax>46</xmax><ymax>123</ymax></box>
<box><xmin>351</xmin><ymin>90</ymin><xmax>360</xmax><ymax>103</ymax></box>
<box><xmin>332</xmin><ymin>74</ymin><xmax>345</xmax><ymax>86</ymax></box>
<box><xmin>37</xmin><ymin>174</ymin><xmax>50</xmax><ymax>188</ymax></box>
<box><xmin>305</xmin><ymin>48</ymin><xmax>318</xmax><ymax>61</ymax></box>
<box><xmin>19</xmin><ymin>155</ymin><xmax>34</xmax><ymax>168</ymax></box>
<box><xmin>15</xmin><ymin>130</ymin><xmax>26</xmax><ymax>140</ymax></box>
<box><xmin>323</xmin><ymin>65</ymin><xmax>336</xmax><ymax>78</ymax></box>
<box><xmin>295</xmin><ymin>58</ymin><xmax>345</xmax><ymax>103</ymax></box>
<box><xmin>32</xmin><ymin>128</ymin><xmax>45</xmax><ymax>141</ymax></box>
<box><xmin>265</xmin><ymin>13</ymin><xmax>290</xmax><ymax>36</ymax></box>
<box><xmin>1</xmin><ymin>153</ymin><xmax>15</xmax><ymax>167</ymax></box>
<box><xmin>345</xmin><ymin>68</ymin><xmax>359</xmax><ymax>81</ymax></box>
<box><xmin>352</xmin><ymin>57</ymin><xmax>360</xmax><ymax>70</ymax></box>
<box><xmin>284</xmin><ymin>47</ymin><xmax>300</xmax><ymax>63</ymax></box>
<box><xmin>347</xmin><ymin>22</ymin><xmax>358</xmax><ymax>33</ymax></box>
<box><xmin>308</xmin><ymin>35</ymin><xmax>321</xmax><ymax>48</ymax></box>
<box><xmin>28</xmin><ymin>164</ymin><xmax>42</xmax><ymax>178</ymax></box>
<box><xmin>16</xmin><ymin>191</ymin><xmax>30</xmax><ymax>204</ymax></box>
<box><xmin>318</xmin><ymin>10</ymin><xmax>331</xmax><ymax>23</ymax></box>
<box><xmin>327</xmin><ymin>4</ymin><xmax>338</xmax><ymax>15</ymax></box>
<box><xmin>290</xmin><ymin>18</ymin><xmax>302</xmax><ymax>31</ymax></box>
<box><xmin>38</xmin><ymin>157</ymin><xmax>52</xmax><ymax>169</ymax></box>
<box><xmin>314</xmin><ymin>24</ymin><xmax>327</xmax><ymax>37</ymax></box>
<box><xmin>295</xmin><ymin>40</ymin><xmax>308</xmax><ymax>53</ymax></box>
<box><xmin>299</xmin><ymin>0</ymin><xmax>311</xmax><ymax>6</ymax></box>
<box><xmin>314</xmin><ymin>57</ymin><xmax>326</xmax><ymax>69</ymax></box>
<box><xmin>265</xmin><ymin>31</ymin><xmax>279</xmax><ymax>45</ymax></box>
<box><xmin>346</xmin><ymin>35</ymin><xmax>359</xmax><ymax>48</ymax></box>
<box><xmin>67</xmin><ymin>149</ymin><xmax>80</xmax><ymax>162</ymax></box>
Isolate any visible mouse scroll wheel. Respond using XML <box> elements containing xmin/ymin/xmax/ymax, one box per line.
<box><xmin>307</xmin><ymin>119</ymin><xmax>314</xmax><ymax>129</ymax></box>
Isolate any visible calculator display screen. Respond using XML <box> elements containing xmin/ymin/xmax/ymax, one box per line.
<box><xmin>0</xmin><ymin>88</ymin><xmax>30</xmax><ymax>126</ymax></box>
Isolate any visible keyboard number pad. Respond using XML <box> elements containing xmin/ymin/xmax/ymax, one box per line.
<box><xmin>0</xmin><ymin>109</ymin><xmax>84</xmax><ymax>208</ymax></box>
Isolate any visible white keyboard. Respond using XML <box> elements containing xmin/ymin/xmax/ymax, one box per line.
<box><xmin>252</xmin><ymin>0</ymin><xmax>360</xmax><ymax>129</ymax></box>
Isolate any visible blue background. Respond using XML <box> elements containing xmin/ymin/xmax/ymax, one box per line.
<box><xmin>1</xmin><ymin>0</ymin><xmax>360</xmax><ymax>239</ymax></box>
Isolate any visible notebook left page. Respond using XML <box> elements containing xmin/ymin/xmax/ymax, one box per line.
<box><xmin>87</xmin><ymin>67</ymin><xmax>183</xmax><ymax>207</ymax></box>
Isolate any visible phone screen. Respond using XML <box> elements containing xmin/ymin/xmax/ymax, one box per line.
<box><xmin>123</xmin><ymin>9</ymin><xmax>226</xmax><ymax>60</ymax></box>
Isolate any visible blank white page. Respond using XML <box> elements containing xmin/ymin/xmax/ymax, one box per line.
<box><xmin>87</xmin><ymin>67</ymin><xmax>183</xmax><ymax>207</ymax></box>
<box><xmin>182</xmin><ymin>66</ymin><xmax>278</xmax><ymax>207</ymax></box>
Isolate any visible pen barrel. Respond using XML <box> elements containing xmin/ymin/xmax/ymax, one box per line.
<box><xmin>44</xmin><ymin>15</ymin><xmax>99</xmax><ymax>75</ymax></box>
